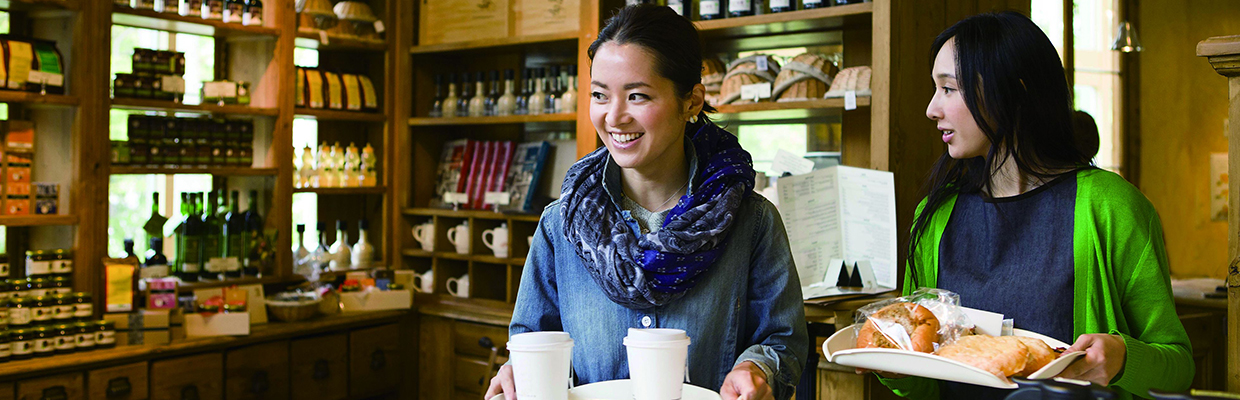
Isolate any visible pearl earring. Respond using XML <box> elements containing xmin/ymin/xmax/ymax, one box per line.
<box><xmin>689</xmin><ymin>115</ymin><xmax>698</xmax><ymax>123</ymax></box>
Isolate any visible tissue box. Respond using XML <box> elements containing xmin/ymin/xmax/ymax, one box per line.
<box><xmin>185</xmin><ymin>312</ymin><xmax>250</xmax><ymax>337</ymax></box>
<box><xmin>338</xmin><ymin>290</ymin><xmax>412</xmax><ymax>312</ymax></box>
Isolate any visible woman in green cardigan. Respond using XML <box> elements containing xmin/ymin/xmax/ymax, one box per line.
<box><xmin>877</xmin><ymin>12</ymin><xmax>1194</xmax><ymax>399</ymax></box>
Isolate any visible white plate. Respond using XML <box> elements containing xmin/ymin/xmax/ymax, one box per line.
<box><xmin>824</xmin><ymin>324</ymin><xmax>1086</xmax><ymax>389</ymax></box>
<box><xmin>489</xmin><ymin>379</ymin><xmax>722</xmax><ymax>400</ymax></box>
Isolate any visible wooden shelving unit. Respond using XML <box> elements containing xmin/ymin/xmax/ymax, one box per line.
<box><xmin>407</xmin><ymin>113</ymin><xmax>577</xmax><ymax>126</ymax></box>
<box><xmin>111</xmin><ymin>98</ymin><xmax>280</xmax><ymax>116</ymax></box>
<box><xmin>403</xmin><ymin>207</ymin><xmax>540</xmax><ymax>221</ymax></box>
<box><xmin>0</xmin><ymin>215</ymin><xmax>78</xmax><ymax>226</ymax></box>
<box><xmin>294</xmin><ymin>107</ymin><xmax>388</xmax><ymax>122</ymax></box>
<box><xmin>293</xmin><ymin>186</ymin><xmax>387</xmax><ymax>195</ymax></box>
<box><xmin>0</xmin><ymin>0</ymin><xmax>79</xmax><ymax>12</ymax></box>
<box><xmin>408</xmin><ymin>31</ymin><xmax>578</xmax><ymax>55</ymax></box>
<box><xmin>110</xmin><ymin>167</ymin><xmax>280</xmax><ymax>176</ymax></box>
<box><xmin>712</xmin><ymin>96</ymin><xmax>871</xmax><ymax>121</ymax></box>
<box><xmin>175</xmin><ymin>275</ymin><xmax>289</xmax><ymax>293</ymax></box>
<box><xmin>111</xmin><ymin>6</ymin><xmax>281</xmax><ymax>37</ymax></box>
<box><xmin>0</xmin><ymin>91</ymin><xmax>79</xmax><ymax>107</ymax></box>
<box><xmin>695</xmin><ymin>2</ymin><xmax>873</xmax><ymax>37</ymax></box>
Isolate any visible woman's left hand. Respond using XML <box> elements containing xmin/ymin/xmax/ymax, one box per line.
<box><xmin>1057</xmin><ymin>333</ymin><xmax>1127</xmax><ymax>385</ymax></box>
<box><xmin>720</xmin><ymin>361</ymin><xmax>774</xmax><ymax>400</ymax></box>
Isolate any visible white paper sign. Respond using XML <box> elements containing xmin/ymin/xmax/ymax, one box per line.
<box><xmin>845</xmin><ymin>90</ymin><xmax>857</xmax><ymax>110</ymax></box>
<box><xmin>484</xmin><ymin>191</ymin><xmax>511</xmax><ymax>206</ymax></box>
<box><xmin>771</xmin><ymin>149</ymin><xmax>815</xmax><ymax>177</ymax></box>
<box><xmin>444</xmin><ymin>192</ymin><xmax>469</xmax><ymax>204</ymax></box>
<box><xmin>961</xmin><ymin>307</ymin><xmax>1004</xmax><ymax>337</ymax></box>
<box><xmin>740</xmin><ymin>83</ymin><xmax>772</xmax><ymax>102</ymax></box>
<box><xmin>373</xmin><ymin>20</ymin><xmax>386</xmax><ymax>33</ymax></box>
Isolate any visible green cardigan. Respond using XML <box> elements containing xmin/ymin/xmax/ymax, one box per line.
<box><xmin>880</xmin><ymin>169</ymin><xmax>1194</xmax><ymax>399</ymax></box>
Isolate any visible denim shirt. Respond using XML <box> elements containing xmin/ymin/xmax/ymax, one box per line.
<box><xmin>510</xmin><ymin>148</ymin><xmax>808</xmax><ymax>399</ymax></box>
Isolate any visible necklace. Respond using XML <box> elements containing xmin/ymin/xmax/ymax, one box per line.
<box><xmin>653</xmin><ymin>179</ymin><xmax>689</xmax><ymax>211</ymax></box>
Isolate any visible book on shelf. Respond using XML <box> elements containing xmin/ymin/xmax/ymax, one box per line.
<box><xmin>431</xmin><ymin>139</ymin><xmax>473</xmax><ymax>208</ymax></box>
<box><xmin>500</xmin><ymin>141</ymin><xmax>551</xmax><ymax>213</ymax></box>
<box><xmin>486</xmin><ymin>141</ymin><xmax>516</xmax><ymax>209</ymax></box>
<box><xmin>466</xmin><ymin>141</ymin><xmax>493</xmax><ymax>210</ymax></box>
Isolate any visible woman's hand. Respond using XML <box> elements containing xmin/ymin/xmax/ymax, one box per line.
<box><xmin>720</xmin><ymin>361</ymin><xmax>774</xmax><ymax>400</ymax></box>
<box><xmin>1057</xmin><ymin>333</ymin><xmax>1127</xmax><ymax>386</ymax></box>
<box><xmin>484</xmin><ymin>364</ymin><xmax>515</xmax><ymax>400</ymax></box>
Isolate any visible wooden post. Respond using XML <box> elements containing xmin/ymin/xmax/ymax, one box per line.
<box><xmin>1198</xmin><ymin>34</ymin><xmax>1240</xmax><ymax>393</ymax></box>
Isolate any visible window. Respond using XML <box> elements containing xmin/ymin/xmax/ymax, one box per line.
<box><xmin>292</xmin><ymin>47</ymin><xmax>319</xmax><ymax>252</ymax></box>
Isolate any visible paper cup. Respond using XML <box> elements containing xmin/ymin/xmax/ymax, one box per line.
<box><xmin>624</xmin><ymin>328</ymin><xmax>691</xmax><ymax>400</ymax></box>
<box><xmin>508</xmin><ymin>332</ymin><xmax>574</xmax><ymax>400</ymax></box>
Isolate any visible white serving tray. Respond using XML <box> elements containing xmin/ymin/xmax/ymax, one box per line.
<box><xmin>824</xmin><ymin>323</ymin><xmax>1086</xmax><ymax>389</ymax></box>
<box><xmin>491</xmin><ymin>379</ymin><xmax>722</xmax><ymax>400</ymax></box>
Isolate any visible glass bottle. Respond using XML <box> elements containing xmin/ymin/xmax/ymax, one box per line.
<box><xmin>294</xmin><ymin>224</ymin><xmax>310</xmax><ymax>262</ymax></box>
<box><xmin>181</xmin><ymin>0</ymin><xmax>204</xmax><ymax>17</ymax></box>
<box><xmin>145</xmin><ymin>237</ymin><xmax>169</xmax><ymax>278</ymax></box>
<box><xmin>728</xmin><ymin>0</ymin><xmax>753</xmax><ymax>17</ymax></box>
<box><xmin>203</xmin><ymin>0</ymin><xmax>224</xmax><ymax>20</ymax></box>
<box><xmin>241</xmin><ymin>190</ymin><xmax>263</xmax><ymax>276</ymax></box>
<box><xmin>176</xmin><ymin>193</ymin><xmax>202</xmax><ymax>282</ymax></box>
<box><xmin>361</xmin><ymin>143</ymin><xmax>377</xmax><ymax>187</ymax></box>
<box><xmin>331</xmin><ymin>142</ymin><xmax>346</xmax><ymax>187</ymax></box>
<box><xmin>497</xmin><ymin>69</ymin><xmax>516</xmax><ymax>116</ymax></box>
<box><xmin>223</xmin><ymin>0</ymin><xmax>245</xmax><ymax>23</ymax></box>
<box><xmin>201</xmin><ymin>192</ymin><xmax>223</xmax><ymax>280</ymax></box>
<box><xmin>699</xmin><ymin>0</ymin><xmax>724</xmax><ymax>19</ymax></box>
<box><xmin>514</xmin><ymin>68</ymin><xmax>531</xmax><ymax>116</ymax></box>
<box><xmin>344</xmin><ymin>143</ymin><xmax>360</xmax><ymax>188</ymax></box>
<box><xmin>543</xmin><ymin>66</ymin><xmax>558</xmax><ymax>114</ymax></box>
<box><xmin>468</xmin><ymin>71</ymin><xmax>486</xmax><ymax>117</ymax></box>
<box><xmin>300</xmin><ymin>144</ymin><xmax>315</xmax><ymax>188</ymax></box>
<box><xmin>316</xmin><ymin>142</ymin><xmax>334</xmax><ymax>188</ymax></box>
<box><xmin>429</xmin><ymin>74</ymin><xmax>445</xmax><ymax>118</ymax></box>
<box><xmin>351</xmin><ymin>219</ymin><xmax>374</xmax><ymax>269</ymax></box>
<box><xmin>561</xmin><ymin>65</ymin><xmax>578</xmax><ymax>113</ymax></box>
<box><xmin>769</xmin><ymin>0</ymin><xmax>792</xmax><ymax>13</ymax></box>
<box><xmin>441</xmin><ymin>74</ymin><xmax>459</xmax><ymax>118</ymax></box>
<box><xmin>123</xmin><ymin>239</ymin><xmax>138</xmax><ymax>262</ymax></box>
<box><xmin>142</xmin><ymin>192</ymin><xmax>167</xmax><ymax>254</ymax></box>
<box><xmin>456</xmin><ymin>73</ymin><xmax>472</xmax><ymax>117</ymax></box>
<box><xmin>329</xmin><ymin>220</ymin><xmax>351</xmax><ymax>271</ymax></box>
<box><xmin>309</xmin><ymin>221</ymin><xmax>331</xmax><ymax>272</ymax></box>
<box><xmin>224</xmin><ymin>190</ymin><xmax>245</xmax><ymax>278</ymax></box>
<box><xmin>242</xmin><ymin>0</ymin><xmax>263</xmax><ymax>26</ymax></box>
<box><xmin>529</xmin><ymin>68</ymin><xmax>546</xmax><ymax>115</ymax></box>
<box><xmin>484</xmin><ymin>70</ymin><xmax>500</xmax><ymax>117</ymax></box>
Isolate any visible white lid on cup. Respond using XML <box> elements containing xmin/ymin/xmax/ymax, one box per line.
<box><xmin>624</xmin><ymin>328</ymin><xmax>691</xmax><ymax>348</ymax></box>
<box><xmin>508</xmin><ymin>331</ymin><xmax>574</xmax><ymax>352</ymax></box>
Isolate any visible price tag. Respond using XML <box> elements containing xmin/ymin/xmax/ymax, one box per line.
<box><xmin>484</xmin><ymin>191</ymin><xmax>511</xmax><ymax>206</ymax></box>
<box><xmin>318</xmin><ymin>30</ymin><xmax>330</xmax><ymax>45</ymax></box>
<box><xmin>444</xmin><ymin>192</ymin><xmax>469</xmax><ymax>205</ymax></box>
<box><xmin>844</xmin><ymin>90</ymin><xmax>857</xmax><ymax>111</ymax></box>
<box><xmin>373</xmin><ymin>20</ymin><xmax>386</xmax><ymax>33</ymax></box>
<box><xmin>740</xmin><ymin>83</ymin><xmax>771</xmax><ymax>102</ymax></box>
<box><xmin>756</xmin><ymin>56</ymin><xmax>768</xmax><ymax>72</ymax></box>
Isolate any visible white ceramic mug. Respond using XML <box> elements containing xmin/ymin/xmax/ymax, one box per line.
<box><xmin>508</xmin><ymin>332</ymin><xmax>575</xmax><ymax>400</ymax></box>
<box><xmin>412</xmin><ymin>270</ymin><xmax>434</xmax><ymax>294</ymax></box>
<box><xmin>482</xmin><ymin>223</ymin><xmax>509</xmax><ymax>258</ymax></box>
<box><xmin>446</xmin><ymin>222</ymin><xmax>470</xmax><ymax>254</ymax></box>
<box><xmin>446</xmin><ymin>274</ymin><xmax>470</xmax><ymax>298</ymax></box>
<box><xmin>625</xmin><ymin>328</ymin><xmax>691</xmax><ymax>400</ymax></box>
<box><xmin>412</xmin><ymin>222</ymin><xmax>434</xmax><ymax>251</ymax></box>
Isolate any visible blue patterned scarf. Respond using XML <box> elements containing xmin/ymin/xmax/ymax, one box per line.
<box><xmin>561</xmin><ymin>121</ymin><xmax>755</xmax><ymax>310</ymax></box>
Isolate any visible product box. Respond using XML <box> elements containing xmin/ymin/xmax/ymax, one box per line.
<box><xmin>4</xmin><ymin>121</ymin><xmax>34</xmax><ymax>152</ymax></box>
<box><xmin>185</xmin><ymin>312</ymin><xmax>250</xmax><ymax>337</ymax></box>
<box><xmin>339</xmin><ymin>289</ymin><xmax>412</xmax><ymax>312</ymax></box>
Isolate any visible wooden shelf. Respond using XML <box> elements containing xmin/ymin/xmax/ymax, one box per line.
<box><xmin>408</xmin><ymin>113</ymin><xmax>576</xmax><ymax>126</ymax></box>
<box><xmin>295</xmin><ymin>32</ymin><xmax>387</xmax><ymax>51</ymax></box>
<box><xmin>111</xmin><ymin>6</ymin><xmax>281</xmax><ymax>37</ymax></box>
<box><xmin>410</xmin><ymin>31</ymin><xmax>578</xmax><ymax>55</ymax></box>
<box><xmin>110</xmin><ymin>166</ymin><xmax>279</xmax><ymax>176</ymax></box>
<box><xmin>711</xmin><ymin>96</ymin><xmax>869</xmax><ymax>122</ymax></box>
<box><xmin>0</xmin><ymin>215</ymin><xmax>77</xmax><ymax>226</ymax></box>
<box><xmin>512</xmin><ymin>258</ymin><xmax>526</xmax><ymax>266</ymax></box>
<box><xmin>111</xmin><ymin>98</ymin><xmax>280</xmax><ymax>116</ymax></box>
<box><xmin>176</xmin><ymin>276</ymin><xmax>288</xmax><ymax>293</ymax></box>
<box><xmin>431</xmin><ymin>252</ymin><xmax>526</xmax><ymax>264</ymax></box>
<box><xmin>403</xmin><ymin>207</ymin><xmax>540</xmax><ymax>222</ymax></box>
<box><xmin>0</xmin><ymin>91</ymin><xmax>79</xmax><ymax>108</ymax></box>
<box><xmin>293</xmin><ymin>186</ymin><xmax>387</xmax><ymax>195</ymax></box>
<box><xmin>295</xmin><ymin>108</ymin><xmax>387</xmax><ymax>122</ymax></box>
<box><xmin>695</xmin><ymin>2</ymin><xmax>872</xmax><ymax>39</ymax></box>
<box><xmin>402</xmin><ymin>249</ymin><xmax>433</xmax><ymax>258</ymax></box>
<box><xmin>0</xmin><ymin>0</ymin><xmax>78</xmax><ymax>11</ymax></box>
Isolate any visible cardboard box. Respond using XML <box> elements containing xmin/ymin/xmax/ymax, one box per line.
<box><xmin>185</xmin><ymin>312</ymin><xmax>250</xmax><ymax>337</ymax></box>
<box><xmin>339</xmin><ymin>289</ymin><xmax>412</xmax><ymax>312</ymax></box>
<box><xmin>513</xmin><ymin>0</ymin><xmax>580</xmax><ymax>37</ymax></box>
<box><xmin>419</xmin><ymin>0</ymin><xmax>509</xmax><ymax>46</ymax></box>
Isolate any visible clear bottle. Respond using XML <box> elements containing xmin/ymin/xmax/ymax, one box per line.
<box><xmin>361</xmin><ymin>143</ymin><xmax>377</xmax><ymax>187</ymax></box>
<box><xmin>223</xmin><ymin>0</ymin><xmax>245</xmax><ymax>23</ymax></box>
<box><xmin>329</xmin><ymin>220</ymin><xmax>351</xmax><ymax>271</ymax></box>
<box><xmin>241</xmin><ymin>190</ymin><xmax>263</xmax><ymax>276</ymax></box>
<box><xmin>699</xmin><ymin>0</ymin><xmax>724</xmax><ymax>19</ymax></box>
<box><xmin>486</xmin><ymin>70</ymin><xmax>501</xmax><ymax>116</ymax></box>
<box><xmin>468</xmin><ymin>72</ymin><xmax>487</xmax><ymax>117</ymax></box>
<box><xmin>441</xmin><ymin>74</ymin><xmax>459</xmax><ymax>118</ymax></box>
<box><xmin>242</xmin><ymin>0</ymin><xmax>263</xmax><ymax>25</ymax></box>
<box><xmin>181</xmin><ymin>0</ymin><xmax>204</xmax><ymax>17</ymax></box>
<box><xmin>456</xmin><ymin>73</ymin><xmax>472</xmax><ymax>117</ymax></box>
<box><xmin>301</xmin><ymin>144</ymin><xmax>316</xmax><ymax>188</ymax></box>
<box><xmin>331</xmin><ymin>142</ymin><xmax>347</xmax><ymax>186</ymax></box>
<box><xmin>316</xmin><ymin>142</ymin><xmax>334</xmax><ymax>187</ymax></box>
<box><xmin>223</xmin><ymin>190</ymin><xmax>244</xmax><ymax>278</ymax></box>
<box><xmin>497</xmin><ymin>69</ymin><xmax>516</xmax><ymax>116</ymax></box>
<box><xmin>544</xmin><ymin>66</ymin><xmax>559</xmax><ymax>114</ymax></box>
<box><xmin>292</xmin><ymin>224</ymin><xmax>318</xmax><ymax>281</ymax></box>
<box><xmin>529</xmin><ymin>69</ymin><xmax>546</xmax><ymax>115</ymax></box>
<box><xmin>294</xmin><ymin>224</ymin><xmax>310</xmax><ymax>262</ymax></box>
<box><xmin>561</xmin><ymin>65</ymin><xmax>578</xmax><ymax>113</ymax></box>
<box><xmin>343</xmin><ymin>143</ymin><xmax>360</xmax><ymax>187</ymax></box>
<box><xmin>309</xmin><ymin>221</ymin><xmax>331</xmax><ymax>272</ymax></box>
<box><xmin>514</xmin><ymin>68</ymin><xmax>531</xmax><ymax>116</ymax></box>
<box><xmin>202</xmin><ymin>0</ymin><xmax>224</xmax><ymax>20</ymax></box>
<box><xmin>429</xmin><ymin>74</ymin><xmax>445</xmax><ymax>118</ymax></box>
<box><xmin>351</xmin><ymin>219</ymin><xmax>374</xmax><ymax>269</ymax></box>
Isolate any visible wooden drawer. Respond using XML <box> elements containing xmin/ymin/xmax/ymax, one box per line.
<box><xmin>150</xmin><ymin>353</ymin><xmax>223</xmax><ymax>400</ymax></box>
<box><xmin>225</xmin><ymin>341</ymin><xmax>289</xmax><ymax>400</ymax></box>
<box><xmin>290</xmin><ymin>334</ymin><xmax>347</xmax><ymax>400</ymax></box>
<box><xmin>453</xmin><ymin>321</ymin><xmax>508</xmax><ymax>359</ymax></box>
<box><xmin>349</xmin><ymin>324</ymin><xmax>401</xmax><ymax>399</ymax></box>
<box><xmin>87</xmin><ymin>362</ymin><xmax>148</xmax><ymax>400</ymax></box>
<box><xmin>452</xmin><ymin>357</ymin><xmax>491</xmax><ymax>395</ymax></box>
<box><xmin>16</xmin><ymin>372</ymin><xmax>83</xmax><ymax>400</ymax></box>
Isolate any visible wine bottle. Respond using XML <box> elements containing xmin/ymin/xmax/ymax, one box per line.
<box><xmin>294</xmin><ymin>224</ymin><xmax>310</xmax><ymax>262</ymax></box>
<box><xmin>200</xmin><ymin>192</ymin><xmax>223</xmax><ymax>280</ymax></box>
<box><xmin>529</xmin><ymin>68</ymin><xmax>546</xmax><ymax>115</ymax></box>
<box><xmin>429</xmin><ymin>74</ymin><xmax>445</xmax><ymax>118</ymax></box>
<box><xmin>442</xmin><ymin>74</ymin><xmax>459</xmax><ymax>118</ymax></box>
<box><xmin>497</xmin><ymin>69</ymin><xmax>516</xmax><ymax>116</ymax></box>
<box><xmin>561</xmin><ymin>65</ymin><xmax>578</xmax><ymax>113</ymax></box>
<box><xmin>223</xmin><ymin>190</ymin><xmax>244</xmax><ymax>278</ymax></box>
<box><xmin>177</xmin><ymin>193</ymin><xmax>203</xmax><ymax>282</ymax></box>
<box><xmin>145</xmin><ymin>237</ymin><xmax>169</xmax><ymax>278</ymax></box>
<box><xmin>241</xmin><ymin>190</ymin><xmax>264</xmax><ymax>276</ymax></box>
<box><xmin>468</xmin><ymin>71</ymin><xmax>486</xmax><ymax>117</ymax></box>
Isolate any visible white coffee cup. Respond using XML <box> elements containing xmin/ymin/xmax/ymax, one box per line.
<box><xmin>446</xmin><ymin>222</ymin><xmax>470</xmax><ymax>254</ymax></box>
<box><xmin>508</xmin><ymin>332</ymin><xmax>574</xmax><ymax>400</ymax></box>
<box><xmin>482</xmin><ymin>223</ymin><xmax>509</xmax><ymax>258</ymax></box>
<box><xmin>412</xmin><ymin>222</ymin><xmax>434</xmax><ymax>251</ymax></box>
<box><xmin>412</xmin><ymin>270</ymin><xmax>434</xmax><ymax>294</ymax></box>
<box><xmin>446</xmin><ymin>274</ymin><xmax>470</xmax><ymax>298</ymax></box>
<box><xmin>624</xmin><ymin>328</ymin><xmax>690</xmax><ymax>400</ymax></box>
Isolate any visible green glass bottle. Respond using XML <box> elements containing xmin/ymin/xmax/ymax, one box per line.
<box><xmin>241</xmin><ymin>190</ymin><xmax>263</xmax><ymax>276</ymax></box>
<box><xmin>200</xmin><ymin>191</ymin><xmax>223</xmax><ymax>281</ymax></box>
<box><xmin>175</xmin><ymin>193</ymin><xmax>201</xmax><ymax>282</ymax></box>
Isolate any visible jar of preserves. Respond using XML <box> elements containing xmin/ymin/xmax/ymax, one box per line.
<box><xmin>11</xmin><ymin>279</ymin><xmax>28</xmax><ymax>298</ymax></box>
<box><xmin>49</xmin><ymin>276</ymin><xmax>72</xmax><ymax>296</ymax></box>
<box><xmin>95</xmin><ymin>321</ymin><xmax>116</xmax><ymax>349</ymax></box>
<box><xmin>32</xmin><ymin>326</ymin><xmax>53</xmax><ymax>357</ymax></box>
<box><xmin>51</xmin><ymin>294</ymin><xmax>73</xmax><ymax>323</ymax></box>
<box><xmin>73</xmin><ymin>322</ymin><xmax>94</xmax><ymax>351</ymax></box>
<box><xmin>52</xmin><ymin>324</ymin><xmax>74</xmax><ymax>355</ymax></box>
<box><xmin>24</xmin><ymin>250</ymin><xmax>52</xmax><ymax>277</ymax></box>
<box><xmin>30</xmin><ymin>295</ymin><xmax>52</xmax><ymax>325</ymax></box>
<box><xmin>51</xmin><ymin>249</ymin><xmax>73</xmax><ymax>277</ymax></box>
<box><xmin>0</xmin><ymin>330</ymin><xmax>10</xmax><ymax>362</ymax></box>
<box><xmin>10</xmin><ymin>329</ymin><xmax>31</xmax><ymax>360</ymax></box>
<box><xmin>28</xmin><ymin>278</ymin><xmax>49</xmax><ymax>297</ymax></box>
<box><xmin>8</xmin><ymin>297</ymin><xmax>31</xmax><ymax>328</ymax></box>
<box><xmin>72</xmin><ymin>293</ymin><xmax>92</xmax><ymax>321</ymax></box>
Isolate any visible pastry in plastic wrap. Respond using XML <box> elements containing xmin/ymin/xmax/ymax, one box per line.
<box><xmin>855</xmin><ymin>302</ymin><xmax>940</xmax><ymax>353</ymax></box>
<box><xmin>772</xmin><ymin>53</ymin><xmax>838</xmax><ymax>102</ymax></box>
<box><xmin>719</xmin><ymin>55</ymin><xmax>781</xmax><ymax>105</ymax></box>
<box><xmin>825</xmin><ymin>65</ymin><xmax>872</xmax><ymax>98</ymax></box>
<box><xmin>702</xmin><ymin>57</ymin><xmax>726</xmax><ymax>106</ymax></box>
<box><xmin>935</xmin><ymin>335</ymin><xmax>1058</xmax><ymax>379</ymax></box>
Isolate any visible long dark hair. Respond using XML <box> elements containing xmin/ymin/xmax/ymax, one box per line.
<box><xmin>587</xmin><ymin>4</ymin><xmax>716</xmax><ymax>121</ymax></box>
<box><xmin>907</xmin><ymin>12</ymin><xmax>1090</xmax><ymax>288</ymax></box>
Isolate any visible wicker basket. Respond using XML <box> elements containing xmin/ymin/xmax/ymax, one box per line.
<box><xmin>772</xmin><ymin>53</ymin><xmax>838</xmax><ymax>102</ymax></box>
<box><xmin>825</xmin><ymin>66</ymin><xmax>873</xmax><ymax>98</ymax></box>
<box><xmin>266</xmin><ymin>298</ymin><xmax>322</xmax><ymax>322</ymax></box>
<box><xmin>719</xmin><ymin>55</ymin><xmax>781</xmax><ymax>105</ymax></box>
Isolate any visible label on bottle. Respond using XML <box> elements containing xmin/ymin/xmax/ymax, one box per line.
<box><xmin>729</xmin><ymin>0</ymin><xmax>750</xmax><ymax>13</ymax></box>
<box><xmin>243</xmin><ymin>6</ymin><xmax>263</xmax><ymax>26</ymax></box>
<box><xmin>26</xmin><ymin>259</ymin><xmax>50</xmax><ymax>276</ymax></box>
<box><xmin>97</xmin><ymin>330</ymin><xmax>116</xmax><ymax>345</ymax></box>
<box><xmin>74</xmin><ymin>304</ymin><xmax>92</xmax><ymax>319</ymax></box>
<box><xmin>9</xmin><ymin>308</ymin><xmax>29</xmax><ymax>326</ymax></box>
<box><xmin>224</xmin><ymin>3</ymin><xmax>244</xmax><ymax>23</ymax></box>
<box><xmin>700</xmin><ymin>0</ymin><xmax>720</xmax><ymax>16</ymax></box>
<box><xmin>770</xmin><ymin>0</ymin><xmax>790</xmax><ymax>8</ymax></box>
<box><xmin>0</xmin><ymin>343</ymin><xmax>10</xmax><ymax>358</ymax></box>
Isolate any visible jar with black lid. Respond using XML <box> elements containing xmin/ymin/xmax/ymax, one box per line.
<box><xmin>10</xmin><ymin>329</ymin><xmax>31</xmax><ymax>360</ymax></box>
<box><xmin>72</xmin><ymin>293</ymin><xmax>92</xmax><ymax>321</ymax></box>
<box><xmin>28</xmin><ymin>278</ymin><xmax>49</xmax><ymax>297</ymax></box>
<box><xmin>73</xmin><ymin>322</ymin><xmax>94</xmax><ymax>351</ymax></box>
<box><xmin>51</xmin><ymin>294</ymin><xmax>73</xmax><ymax>323</ymax></box>
<box><xmin>49</xmin><ymin>276</ymin><xmax>72</xmax><ymax>296</ymax></box>
<box><xmin>32</xmin><ymin>326</ymin><xmax>53</xmax><ymax>357</ymax></box>
<box><xmin>11</xmin><ymin>279</ymin><xmax>28</xmax><ymax>298</ymax></box>
<box><xmin>8</xmin><ymin>297</ymin><xmax>31</xmax><ymax>328</ymax></box>
<box><xmin>24</xmin><ymin>250</ymin><xmax>52</xmax><ymax>277</ymax></box>
<box><xmin>51</xmin><ymin>249</ymin><xmax>73</xmax><ymax>278</ymax></box>
<box><xmin>95</xmin><ymin>321</ymin><xmax>116</xmax><ymax>349</ymax></box>
<box><xmin>30</xmin><ymin>295</ymin><xmax>52</xmax><ymax>325</ymax></box>
<box><xmin>53</xmin><ymin>324</ymin><xmax>75</xmax><ymax>355</ymax></box>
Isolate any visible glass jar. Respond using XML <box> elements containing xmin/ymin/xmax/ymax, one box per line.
<box><xmin>31</xmin><ymin>295</ymin><xmax>52</xmax><ymax>325</ymax></box>
<box><xmin>32</xmin><ymin>326</ymin><xmax>53</xmax><ymax>357</ymax></box>
<box><xmin>52</xmin><ymin>324</ymin><xmax>74</xmax><ymax>355</ymax></box>
<box><xmin>73</xmin><ymin>322</ymin><xmax>94</xmax><ymax>351</ymax></box>
<box><xmin>28</xmin><ymin>278</ymin><xmax>49</xmax><ymax>297</ymax></box>
<box><xmin>0</xmin><ymin>253</ymin><xmax>9</xmax><ymax>278</ymax></box>
<box><xmin>24</xmin><ymin>250</ymin><xmax>52</xmax><ymax>277</ymax></box>
<box><xmin>10</xmin><ymin>329</ymin><xmax>31</xmax><ymax>360</ymax></box>
<box><xmin>11</xmin><ymin>279</ymin><xmax>28</xmax><ymax>298</ymax></box>
<box><xmin>72</xmin><ymin>293</ymin><xmax>92</xmax><ymax>321</ymax></box>
<box><xmin>0</xmin><ymin>330</ymin><xmax>10</xmax><ymax>362</ymax></box>
<box><xmin>8</xmin><ymin>297</ymin><xmax>31</xmax><ymax>328</ymax></box>
<box><xmin>95</xmin><ymin>321</ymin><xmax>116</xmax><ymax>349</ymax></box>
<box><xmin>51</xmin><ymin>249</ymin><xmax>73</xmax><ymax>277</ymax></box>
<box><xmin>49</xmin><ymin>276</ymin><xmax>72</xmax><ymax>296</ymax></box>
<box><xmin>51</xmin><ymin>294</ymin><xmax>73</xmax><ymax>323</ymax></box>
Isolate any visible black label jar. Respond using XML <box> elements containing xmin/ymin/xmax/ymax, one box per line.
<box><xmin>95</xmin><ymin>321</ymin><xmax>116</xmax><ymax>349</ymax></box>
<box><xmin>32</xmin><ymin>326</ymin><xmax>53</xmax><ymax>357</ymax></box>
<box><xmin>8</xmin><ymin>297</ymin><xmax>31</xmax><ymax>328</ymax></box>
<box><xmin>53</xmin><ymin>324</ymin><xmax>75</xmax><ymax>355</ymax></box>
<box><xmin>31</xmin><ymin>296</ymin><xmax>52</xmax><ymax>325</ymax></box>
<box><xmin>29</xmin><ymin>278</ymin><xmax>49</xmax><ymax>297</ymax></box>
<box><xmin>51</xmin><ymin>249</ymin><xmax>73</xmax><ymax>278</ymax></box>
<box><xmin>50</xmin><ymin>276</ymin><xmax>72</xmax><ymax>296</ymax></box>
<box><xmin>10</xmin><ymin>329</ymin><xmax>31</xmax><ymax>360</ymax></box>
<box><xmin>73</xmin><ymin>293</ymin><xmax>92</xmax><ymax>321</ymax></box>
<box><xmin>73</xmin><ymin>322</ymin><xmax>94</xmax><ymax>351</ymax></box>
<box><xmin>24</xmin><ymin>250</ymin><xmax>51</xmax><ymax>277</ymax></box>
<box><xmin>51</xmin><ymin>294</ymin><xmax>73</xmax><ymax>323</ymax></box>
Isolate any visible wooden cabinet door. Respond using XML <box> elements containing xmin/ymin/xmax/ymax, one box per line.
<box><xmin>289</xmin><ymin>334</ymin><xmax>347</xmax><ymax>400</ymax></box>
<box><xmin>87</xmin><ymin>362</ymin><xmax>148</xmax><ymax>400</ymax></box>
<box><xmin>452</xmin><ymin>357</ymin><xmax>491</xmax><ymax>395</ymax></box>
<box><xmin>419</xmin><ymin>316</ymin><xmax>453</xmax><ymax>400</ymax></box>
<box><xmin>349</xmin><ymin>324</ymin><xmax>401</xmax><ymax>399</ymax></box>
<box><xmin>453</xmin><ymin>322</ymin><xmax>508</xmax><ymax>359</ymax></box>
<box><xmin>16</xmin><ymin>373</ymin><xmax>84</xmax><ymax>400</ymax></box>
<box><xmin>150</xmin><ymin>353</ymin><xmax>223</xmax><ymax>400</ymax></box>
<box><xmin>225</xmin><ymin>341</ymin><xmax>289</xmax><ymax>400</ymax></box>
<box><xmin>0</xmin><ymin>382</ymin><xmax>13</xmax><ymax>400</ymax></box>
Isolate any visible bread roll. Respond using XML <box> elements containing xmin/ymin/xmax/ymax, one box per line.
<box><xmin>855</xmin><ymin>303</ymin><xmax>940</xmax><ymax>353</ymax></box>
<box><xmin>935</xmin><ymin>335</ymin><xmax>1059</xmax><ymax>379</ymax></box>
